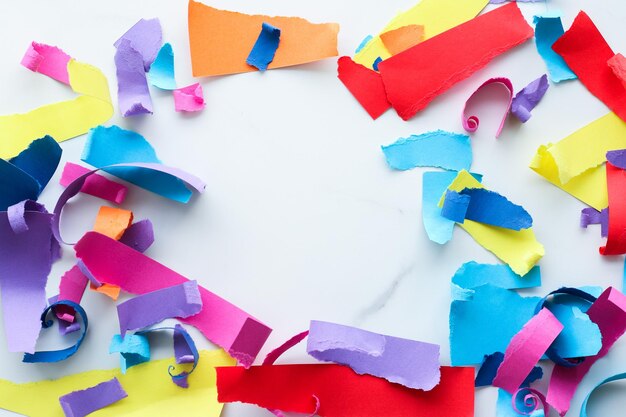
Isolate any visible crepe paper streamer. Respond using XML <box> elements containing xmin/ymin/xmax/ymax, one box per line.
<box><xmin>217</xmin><ymin>364</ymin><xmax>474</xmax><ymax>417</ymax></box>
<box><xmin>441</xmin><ymin>170</ymin><xmax>544</xmax><ymax>276</ymax></box>
<box><xmin>119</xmin><ymin>219</ymin><xmax>155</xmax><ymax>253</ymax></box>
<box><xmin>93</xmin><ymin>206</ymin><xmax>134</xmax><ymax>240</ymax></box>
<box><xmin>462</xmin><ymin>78</ymin><xmax>514</xmax><ymax>137</ymax></box>
<box><xmin>173</xmin><ymin>83</ymin><xmax>205</xmax><ymax>112</ymax></box>
<box><xmin>117</xmin><ymin>281</ymin><xmax>203</xmax><ymax>336</ymax></box>
<box><xmin>378</xmin><ymin>3</ymin><xmax>532</xmax><ymax>121</ymax></box>
<box><xmin>263</xmin><ymin>331</ymin><xmax>310</xmax><ymax>366</ymax></box>
<box><xmin>453</xmin><ymin>262</ymin><xmax>541</xmax><ymax>291</ymax></box>
<box><xmin>23</xmin><ymin>300</ymin><xmax>87</xmax><ymax>363</ymax></box>
<box><xmin>353</xmin><ymin>0</ymin><xmax>488</xmax><ymax>68</ymax></box>
<box><xmin>532</xmin><ymin>14</ymin><xmax>576</xmax><ymax>83</ymax></box>
<box><xmin>60</xmin><ymin>162</ymin><xmax>127</xmax><ymax>204</ymax></box>
<box><xmin>546</xmin><ymin>287</ymin><xmax>626</xmax><ymax>416</ymax></box>
<box><xmin>450</xmin><ymin>284</ymin><xmax>542</xmax><ymax>366</ymax></box>
<box><xmin>553</xmin><ymin>12</ymin><xmax>626</xmax><ymax>122</ymax></box>
<box><xmin>379</xmin><ymin>25</ymin><xmax>424</xmax><ymax>55</ymax></box>
<box><xmin>115</xmin><ymin>39</ymin><xmax>153</xmax><ymax>117</ymax></box>
<box><xmin>336</xmin><ymin>56</ymin><xmax>390</xmax><ymax>120</ymax></box>
<box><xmin>0</xmin><ymin>350</ymin><xmax>234</xmax><ymax>417</ymax></box>
<box><xmin>475</xmin><ymin>352</ymin><xmax>543</xmax><ymax>387</ymax></box>
<box><xmin>148</xmin><ymin>43</ymin><xmax>176</xmax><ymax>90</ymax></box>
<box><xmin>109</xmin><ymin>333</ymin><xmax>151</xmax><ymax>373</ymax></box>
<box><xmin>75</xmin><ymin>232</ymin><xmax>271</xmax><ymax>367</ymax></box>
<box><xmin>511</xmin><ymin>75</ymin><xmax>549</xmax><ymax>123</ymax></box>
<box><xmin>580</xmin><ymin>372</ymin><xmax>626</xmax><ymax>417</ymax></box>
<box><xmin>114</xmin><ymin>18</ymin><xmax>162</xmax><ymax>71</ymax></box>
<box><xmin>608</xmin><ymin>53</ymin><xmax>626</xmax><ymax>88</ymax></box>
<box><xmin>600</xmin><ymin>162</ymin><xmax>626</xmax><ymax>255</ymax></box>
<box><xmin>307</xmin><ymin>320</ymin><xmax>441</xmax><ymax>391</ymax></box>
<box><xmin>580</xmin><ymin>207</ymin><xmax>608</xmax><ymax>237</ymax></box>
<box><xmin>382</xmin><ymin>130</ymin><xmax>472</xmax><ymax>171</ymax></box>
<box><xmin>21</xmin><ymin>42</ymin><xmax>71</xmax><ymax>84</ymax></box>
<box><xmin>493</xmin><ymin>308</ymin><xmax>563</xmax><ymax>393</ymax></box>
<box><xmin>59</xmin><ymin>378</ymin><xmax>128</xmax><ymax>417</ymax></box>
<box><xmin>188</xmin><ymin>1</ymin><xmax>338</xmax><ymax>77</ymax></box>
<box><xmin>442</xmin><ymin>188</ymin><xmax>533</xmax><ymax>231</ymax></box>
<box><xmin>245</xmin><ymin>23</ymin><xmax>281</xmax><ymax>71</ymax></box>
<box><xmin>0</xmin><ymin>43</ymin><xmax>113</xmax><ymax>160</ymax></box>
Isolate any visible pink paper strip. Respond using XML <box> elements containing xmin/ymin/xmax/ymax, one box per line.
<box><xmin>173</xmin><ymin>83</ymin><xmax>205</xmax><ymax>112</ymax></box>
<box><xmin>546</xmin><ymin>287</ymin><xmax>626</xmax><ymax>416</ymax></box>
<box><xmin>56</xmin><ymin>264</ymin><xmax>89</xmax><ymax>322</ymax></box>
<box><xmin>74</xmin><ymin>231</ymin><xmax>271</xmax><ymax>367</ymax></box>
<box><xmin>60</xmin><ymin>162</ymin><xmax>127</xmax><ymax>204</ymax></box>
<box><xmin>493</xmin><ymin>308</ymin><xmax>563</xmax><ymax>393</ymax></box>
<box><xmin>21</xmin><ymin>42</ymin><xmax>71</xmax><ymax>85</ymax></box>
<box><xmin>462</xmin><ymin>77</ymin><xmax>513</xmax><ymax>138</ymax></box>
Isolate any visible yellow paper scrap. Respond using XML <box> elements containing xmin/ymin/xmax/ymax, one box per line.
<box><xmin>0</xmin><ymin>350</ymin><xmax>234</xmax><ymax>417</ymax></box>
<box><xmin>353</xmin><ymin>0</ymin><xmax>488</xmax><ymax>68</ymax></box>
<box><xmin>0</xmin><ymin>59</ymin><xmax>113</xmax><ymax>159</ymax></box>
<box><xmin>440</xmin><ymin>170</ymin><xmax>544</xmax><ymax>276</ymax></box>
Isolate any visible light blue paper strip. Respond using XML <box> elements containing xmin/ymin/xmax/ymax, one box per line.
<box><xmin>148</xmin><ymin>43</ymin><xmax>177</xmax><ymax>90</ymax></box>
<box><xmin>534</xmin><ymin>14</ymin><xmax>577</xmax><ymax>83</ymax></box>
<box><xmin>549</xmin><ymin>303</ymin><xmax>602</xmax><ymax>359</ymax></box>
<box><xmin>453</xmin><ymin>262</ymin><xmax>541</xmax><ymax>290</ymax></box>
<box><xmin>355</xmin><ymin>35</ymin><xmax>373</xmax><ymax>54</ymax></box>
<box><xmin>246</xmin><ymin>22</ymin><xmax>281</xmax><ymax>71</ymax></box>
<box><xmin>497</xmin><ymin>389</ymin><xmax>545</xmax><ymax>417</ymax></box>
<box><xmin>580</xmin><ymin>372</ymin><xmax>626</xmax><ymax>417</ymax></box>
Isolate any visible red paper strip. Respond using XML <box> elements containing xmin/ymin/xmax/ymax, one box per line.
<box><xmin>553</xmin><ymin>12</ymin><xmax>626</xmax><ymax>122</ymax></box>
<box><xmin>600</xmin><ymin>162</ymin><xmax>626</xmax><ymax>255</ymax></box>
<box><xmin>216</xmin><ymin>364</ymin><xmax>474</xmax><ymax>417</ymax></box>
<box><xmin>337</xmin><ymin>56</ymin><xmax>390</xmax><ymax>119</ymax></box>
<box><xmin>378</xmin><ymin>3</ymin><xmax>532</xmax><ymax>121</ymax></box>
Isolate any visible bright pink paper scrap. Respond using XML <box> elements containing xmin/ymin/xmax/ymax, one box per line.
<box><xmin>462</xmin><ymin>77</ymin><xmax>513</xmax><ymax>138</ymax></box>
<box><xmin>60</xmin><ymin>162</ymin><xmax>127</xmax><ymax>204</ymax></box>
<box><xmin>21</xmin><ymin>41</ymin><xmax>71</xmax><ymax>85</ymax></box>
<box><xmin>56</xmin><ymin>264</ymin><xmax>89</xmax><ymax>322</ymax></box>
<box><xmin>173</xmin><ymin>83</ymin><xmax>205</xmax><ymax>112</ymax></box>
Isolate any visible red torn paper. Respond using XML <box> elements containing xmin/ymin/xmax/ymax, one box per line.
<box><xmin>378</xmin><ymin>3</ymin><xmax>532</xmax><ymax>121</ymax></box>
<box><xmin>337</xmin><ymin>56</ymin><xmax>390</xmax><ymax>119</ymax></box>
<box><xmin>608</xmin><ymin>53</ymin><xmax>626</xmax><ymax>89</ymax></box>
<box><xmin>216</xmin><ymin>364</ymin><xmax>474</xmax><ymax>417</ymax></box>
<box><xmin>553</xmin><ymin>12</ymin><xmax>626</xmax><ymax>122</ymax></box>
<box><xmin>600</xmin><ymin>162</ymin><xmax>626</xmax><ymax>255</ymax></box>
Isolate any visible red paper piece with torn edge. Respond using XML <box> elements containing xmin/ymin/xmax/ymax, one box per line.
<box><xmin>608</xmin><ymin>53</ymin><xmax>626</xmax><ymax>88</ymax></box>
<box><xmin>216</xmin><ymin>364</ymin><xmax>474</xmax><ymax>417</ymax></box>
<box><xmin>546</xmin><ymin>287</ymin><xmax>626</xmax><ymax>416</ymax></box>
<box><xmin>380</xmin><ymin>25</ymin><xmax>424</xmax><ymax>55</ymax></box>
<box><xmin>378</xmin><ymin>3</ymin><xmax>532</xmax><ymax>121</ymax></box>
<box><xmin>337</xmin><ymin>56</ymin><xmax>390</xmax><ymax>119</ymax></box>
<box><xmin>74</xmin><ymin>231</ymin><xmax>271</xmax><ymax>367</ymax></box>
<box><xmin>60</xmin><ymin>162</ymin><xmax>127</xmax><ymax>204</ymax></box>
<box><xmin>462</xmin><ymin>77</ymin><xmax>514</xmax><ymax>137</ymax></box>
<box><xmin>599</xmin><ymin>162</ymin><xmax>626</xmax><ymax>255</ymax></box>
<box><xmin>553</xmin><ymin>12</ymin><xmax>626</xmax><ymax>122</ymax></box>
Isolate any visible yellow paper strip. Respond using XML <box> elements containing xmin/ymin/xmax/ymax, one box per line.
<box><xmin>0</xmin><ymin>350</ymin><xmax>234</xmax><ymax>417</ymax></box>
<box><xmin>440</xmin><ymin>170</ymin><xmax>544</xmax><ymax>276</ymax></box>
<box><xmin>353</xmin><ymin>0</ymin><xmax>488</xmax><ymax>68</ymax></box>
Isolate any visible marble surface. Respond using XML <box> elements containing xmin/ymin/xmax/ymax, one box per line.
<box><xmin>1</xmin><ymin>0</ymin><xmax>626</xmax><ymax>416</ymax></box>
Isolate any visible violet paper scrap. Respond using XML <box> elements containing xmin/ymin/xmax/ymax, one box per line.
<box><xmin>511</xmin><ymin>74</ymin><xmax>549</xmax><ymax>123</ymax></box>
<box><xmin>306</xmin><ymin>320</ymin><xmax>440</xmax><ymax>390</ymax></box>
<box><xmin>59</xmin><ymin>378</ymin><xmax>127</xmax><ymax>417</ymax></box>
<box><xmin>114</xmin><ymin>18</ymin><xmax>162</xmax><ymax>71</ymax></box>
<box><xmin>115</xmin><ymin>39</ymin><xmax>153</xmax><ymax>117</ymax></box>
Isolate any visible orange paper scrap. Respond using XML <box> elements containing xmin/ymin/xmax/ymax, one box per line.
<box><xmin>93</xmin><ymin>206</ymin><xmax>134</xmax><ymax>240</ymax></box>
<box><xmin>380</xmin><ymin>25</ymin><xmax>424</xmax><ymax>55</ymax></box>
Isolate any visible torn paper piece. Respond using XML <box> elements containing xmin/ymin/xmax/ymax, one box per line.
<box><xmin>119</xmin><ymin>219</ymin><xmax>155</xmax><ymax>253</ymax></box>
<box><xmin>498</xmin><ymin>387</ymin><xmax>549</xmax><ymax>417</ymax></box>
<box><xmin>475</xmin><ymin>352</ymin><xmax>542</xmax><ymax>387</ymax></box>
<box><xmin>307</xmin><ymin>320</ymin><xmax>440</xmax><ymax>390</ymax></box>
<box><xmin>173</xmin><ymin>84</ymin><xmax>205</xmax><ymax>112</ymax></box>
<box><xmin>188</xmin><ymin>1</ymin><xmax>338</xmax><ymax>76</ymax></box>
<box><xmin>216</xmin><ymin>364</ymin><xmax>474</xmax><ymax>417</ymax></box>
<box><xmin>90</xmin><ymin>282</ymin><xmax>121</xmax><ymax>301</ymax></box>
<box><xmin>336</xmin><ymin>56</ymin><xmax>390</xmax><ymax>119</ymax></box>
<box><xmin>452</xmin><ymin>262</ymin><xmax>541</xmax><ymax>290</ymax></box>
<box><xmin>553</xmin><ymin>12</ymin><xmax>626</xmax><ymax>122</ymax></box>
<box><xmin>57</xmin><ymin>265</ymin><xmax>88</xmax><ymax>321</ymax></box>
<box><xmin>263</xmin><ymin>331</ymin><xmax>309</xmax><ymax>365</ymax></box>
<box><xmin>246</xmin><ymin>23</ymin><xmax>281</xmax><ymax>71</ymax></box>
<box><xmin>547</xmin><ymin>287</ymin><xmax>626</xmax><ymax>416</ymax></box>
<box><xmin>606</xmin><ymin>148</ymin><xmax>626</xmax><ymax>169</ymax></box>
<box><xmin>0</xmin><ymin>43</ymin><xmax>113</xmax><ymax>159</ymax></box>
<box><xmin>580</xmin><ymin>372</ymin><xmax>626</xmax><ymax>417</ymax></box>
<box><xmin>379</xmin><ymin>25</ymin><xmax>424</xmax><ymax>55</ymax></box>
<box><xmin>60</xmin><ymin>162</ymin><xmax>127</xmax><ymax>204</ymax></box>
<box><xmin>0</xmin><ymin>350</ymin><xmax>234</xmax><ymax>417</ymax></box>
<box><xmin>462</xmin><ymin>78</ymin><xmax>513</xmax><ymax>137</ymax></box>
<box><xmin>114</xmin><ymin>18</ymin><xmax>162</xmax><ymax>71</ymax></box>
<box><xmin>450</xmin><ymin>284</ymin><xmax>541</xmax><ymax>365</ymax></box>
<box><xmin>382</xmin><ymin>130</ymin><xmax>472</xmax><ymax>171</ymax></box>
<box><xmin>442</xmin><ymin>188</ymin><xmax>533</xmax><ymax>230</ymax></box>
<box><xmin>115</xmin><ymin>39</ymin><xmax>153</xmax><ymax>117</ymax></box>
<box><xmin>441</xmin><ymin>170</ymin><xmax>544</xmax><ymax>276</ymax></box>
<box><xmin>353</xmin><ymin>0</ymin><xmax>488</xmax><ymax>68</ymax></box>
<box><xmin>580</xmin><ymin>207</ymin><xmax>608</xmax><ymax>237</ymax></box>
<box><xmin>600</xmin><ymin>162</ymin><xmax>626</xmax><ymax>255</ymax></box>
<box><xmin>533</xmin><ymin>15</ymin><xmax>577</xmax><ymax>83</ymax></box>
<box><xmin>548</xmin><ymin>303</ymin><xmax>601</xmax><ymax>360</ymax></box>
<box><xmin>493</xmin><ymin>308</ymin><xmax>563</xmax><ymax>393</ymax></box>
<box><xmin>21</xmin><ymin>42</ymin><xmax>71</xmax><ymax>84</ymax></box>
<box><xmin>511</xmin><ymin>75</ymin><xmax>549</xmax><ymax>123</ymax></box>
<box><xmin>93</xmin><ymin>206</ymin><xmax>134</xmax><ymax>240</ymax></box>
<box><xmin>109</xmin><ymin>333</ymin><xmax>150</xmax><ymax>373</ymax></box>
<box><xmin>378</xmin><ymin>3</ymin><xmax>533</xmax><ymax>121</ymax></box>
<box><xmin>608</xmin><ymin>53</ymin><xmax>626</xmax><ymax>88</ymax></box>
<box><xmin>75</xmin><ymin>231</ymin><xmax>271</xmax><ymax>367</ymax></box>
<box><xmin>117</xmin><ymin>281</ymin><xmax>203</xmax><ymax>336</ymax></box>
<box><xmin>59</xmin><ymin>378</ymin><xmax>127</xmax><ymax>417</ymax></box>
<box><xmin>148</xmin><ymin>43</ymin><xmax>176</xmax><ymax>90</ymax></box>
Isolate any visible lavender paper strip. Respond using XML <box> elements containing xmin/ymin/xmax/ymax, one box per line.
<box><xmin>306</xmin><ymin>320</ymin><xmax>441</xmax><ymax>390</ymax></box>
<box><xmin>119</xmin><ymin>219</ymin><xmax>155</xmax><ymax>253</ymax></box>
<box><xmin>115</xmin><ymin>39</ymin><xmax>153</xmax><ymax>117</ymax></box>
<box><xmin>511</xmin><ymin>74</ymin><xmax>549</xmax><ymax>122</ymax></box>
<box><xmin>606</xmin><ymin>149</ymin><xmax>626</xmax><ymax>169</ymax></box>
<box><xmin>114</xmin><ymin>18</ymin><xmax>162</xmax><ymax>70</ymax></box>
<box><xmin>59</xmin><ymin>378</ymin><xmax>127</xmax><ymax>417</ymax></box>
<box><xmin>581</xmin><ymin>207</ymin><xmax>608</xmax><ymax>237</ymax></box>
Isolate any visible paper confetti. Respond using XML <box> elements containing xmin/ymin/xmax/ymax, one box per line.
<box><xmin>533</xmin><ymin>14</ymin><xmax>577</xmax><ymax>83</ymax></box>
<box><xmin>511</xmin><ymin>75</ymin><xmax>549</xmax><ymax>123</ymax></box>
<box><xmin>59</xmin><ymin>378</ymin><xmax>128</xmax><ymax>417</ymax></box>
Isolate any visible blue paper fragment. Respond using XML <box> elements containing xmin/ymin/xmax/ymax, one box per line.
<box><xmin>497</xmin><ymin>388</ymin><xmax>545</xmax><ymax>417</ymax></box>
<box><xmin>382</xmin><ymin>130</ymin><xmax>472</xmax><ymax>171</ymax></box>
<box><xmin>355</xmin><ymin>35</ymin><xmax>373</xmax><ymax>54</ymax></box>
<box><xmin>246</xmin><ymin>22</ymin><xmax>281</xmax><ymax>71</ymax></box>
<box><xmin>109</xmin><ymin>333</ymin><xmax>150</xmax><ymax>373</ymax></box>
<box><xmin>549</xmin><ymin>304</ymin><xmax>602</xmax><ymax>360</ymax></box>
<box><xmin>148</xmin><ymin>43</ymin><xmax>177</xmax><ymax>90</ymax></box>
<box><xmin>9</xmin><ymin>136</ymin><xmax>62</xmax><ymax>192</ymax></box>
<box><xmin>533</xmin><ymin>14</ymin><xmax>577</xmax><ymax>83</ymax></box>
<box><xmin>476</xmin><ymin>352</ymin><xmax>543</xmax><ymax>387</ymax></box>
<box><xmin>511</xmin><ymin>75</ymin><xmax>549</xmax><ymax>123</ymax></box>
<box><xmin>0</xmin><ymin>159</ymin><xmax>39</xmax><ymax>211</ymax></box>
<box><xmin>441</xmin><ymin>191</ymin><xmax>470</xmax><ymax>223</ymax></box>
<box><xmin>373</xmin><ymin>57</ymin><xmax>382</xmax><ymax>71</ymax></box>
<box><xmin>453</xmin><ymin>262</ymin><xmax>541</xmax><ymax>290</ymax></box>
<box><xmin>451</xmin><ymin>283</ymin><xmax>475</xmax><ymax>301</ymax></box>
<box><xmin>82</xmin><ymin>125</ymin><xmax>194</xmax><ymax>203</ymax></box>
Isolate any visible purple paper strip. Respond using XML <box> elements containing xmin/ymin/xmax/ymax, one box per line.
<box><xmin>174</xmin><ymin>324</ymin><xmax>195</xmax><ymax>364</ymax></box>
<box><xmin>114</xmin><ymin>18</ymin><xmax>162</xmax><ymax>71</ymax></box>
<box><xmin>119</xmin><ymin>219</ymin><xmax>155</xmax><ymax>253</ymax></box>
<box><xmin>511</xmin><ymin>74</ymin><xmax>549</xmax><ymax>122</ymax></box>
<box><xmin>59</xmin><ymin>377</ymin><xmax>127</xmax><ymax>417</ymax></box>
<box><xmin>606</xmin><ymin>149</ymin><xmax>626</xmax><ymax>169</ymax></box>
<box><xmin>115</xmin><ymin>39</ymin><xmax>153</xmax><ymax>117</ymax></box>
<box><xmin>581</xmin><ymin>207</ymin><xmax>609</xmax><ymax>237</ymax></box>
<box><xmin>306</xmin><ymin>320</ymin><xmax>441</xmax><ymax>390</ymax></box>
<box><xmin>117</xmin><ymin>280</ymin><xmax>203</xmax><ymax>335</ymax></box>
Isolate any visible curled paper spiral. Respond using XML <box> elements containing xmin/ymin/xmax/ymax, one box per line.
<box><xmin>512</xmin><ymin>387</ymin><xmax>550</xmax><ymax>416</ymax></box>
<box><xmin>462</xmin><ymin>77</ymin><xmax>514</xmax><ymax>138</ymax></box>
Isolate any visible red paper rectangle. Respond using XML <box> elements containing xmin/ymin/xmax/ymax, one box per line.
<box><xmin>600</xmin><ymin>162</ymin><xmax>626</xmax><ymax>255</ymax></box>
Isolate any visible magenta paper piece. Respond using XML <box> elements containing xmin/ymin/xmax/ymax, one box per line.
<box><xmin>307</xmin><ymin>320</ymin><xmax>441</xmax><ymax>390</ymax></box>
<box><xmin>21</xmin><ymin>41</ymin><xmax>71</xmax><ymax>85</ymax></box>
<box><xmin>0</xmin><ymin>207</ymin><xmax>57</xmax><ymax>353</ymax></box>
<box><xmin>512</xmin><ymin>387</ymin><xmax>551</xmax><ymax>416</ymax></box>
<box><xmin>57</xmin><ymin>265</ymin><xmax>89</xmax><ymax>322</ymax></box>
<box><xmin>74</xmin><ymin>231</ymin><xmax>271</xmax><ymax>367</ymax></box>
<box><xmin>173</xmin><ymin>83</ymin><xmax>205</xmax><ymax>112</ymax></box>
<box><xmin>462</xmin><ymin>77</ymin><xmax>514</xmax><ymax>137</ymax></box>
<box><xmin>114</xmin><ymin>18</ymin><xmax>162</xmax><ymax>71</ymax></box>
<box><xmin>115</xmin><ymin>39</ymin><xmax>153</xmax><ymax>117</ymax></box>
<box><xmin>119</xmin><ymin>219</ymin><xmax>154</xmax><ymax>253</ymax></box>
<box><xmin>59</xmin><ymin>378</ymin><xmax>128</xmax><ymax>417</ymax></box>
<box><xmin>493</xmin><ymin>308</ymin><xmax>563</xmax><ymax>393</ymax></box>
<box><xmin>546</xmin><ymin>287</ymin><xmax>626</xmax><ymax>416</ymax></box>
<box><xmin>511</xmin><ymin>74</ymin><xmax>549</xmax><ymax>122</ymax></box>
<box><xmin>117</xmin><ymin>281</ymin><xmax>203</xmax><ymax>336</ymax></box>
<box><xmin>263</xmin><ymin>331</ymin><xmax>310</xmax><ymax>365</ymax></box>
<box><xmin>60</xmin><ymin>162</ymin><xmax>127</xmax><ymax>204</ymax></box>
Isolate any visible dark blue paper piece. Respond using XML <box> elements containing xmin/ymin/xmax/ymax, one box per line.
<box><xmin>475</xmin><ymin>352</ymin><xmax>543</xmax><ymax>387</ymax></box>
<box><xmin>441</xmin><ymin>191</ymin><xmax>470</xmax><ymax>223</ymax></box>
<box><xmin>246</xmin><ymin>22</ymin><xmax>281</xmax><ymax>71</ymax></box>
